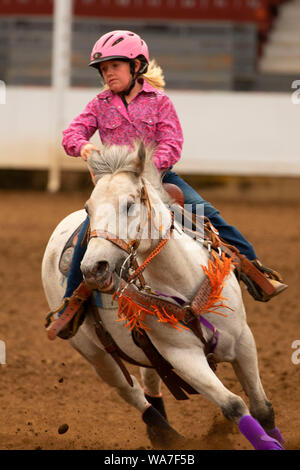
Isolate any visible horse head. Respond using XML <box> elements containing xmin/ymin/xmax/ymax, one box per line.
<box><xmin>81</xmin><ymin>141</ymin><xmax>173</xmax><ymax>292</ymax></box>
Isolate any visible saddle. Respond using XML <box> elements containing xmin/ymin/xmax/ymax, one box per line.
<box><xmin>58</xmin><ymin>221</ymin><xmax>84</xmax><ymax>277</ymax></box>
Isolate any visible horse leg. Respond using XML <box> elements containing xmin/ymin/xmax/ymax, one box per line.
<box><xmin>140</xmin><ymin>368</ymin><xmax>167</xmax><ymax>419</ymax></box>
<box><xmin>70</xmin><ymin>330</ymin><xmax>149</xmax><ymax>408</ymax></box>
<box><xmin>159</xmin><ymin>345</ymin><xmax>283</xmax><ymax>450</ymax></box>
<box><xmin>231</xmin><ymin>324</ymin><xmax>285</xmax><ymax>445</ymax></box>
<box><xmin>139</xmin><ymin>367</ymin><xmax>184</xmax><ymax>448</ymax></box>
<box><xmin>70</xmin><ymin>330</ymin><xmax>182</xmax><ymax>448</ymax></box>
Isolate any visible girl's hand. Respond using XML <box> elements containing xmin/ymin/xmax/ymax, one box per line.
<box><xmin>80</xmin><ymin>143</ymin><xmax>101</xmax><ymax>161</ymax></box>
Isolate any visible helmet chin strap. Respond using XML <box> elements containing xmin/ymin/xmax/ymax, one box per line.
<box><xmin>118</xmin><ymin>60</ymin><xmax>138</xmax><ymax>97</ymax></box>
<box><xmin>120</xmin><ymin>77</ymin><xmax>137</xmax><ymax>97</ymax></box>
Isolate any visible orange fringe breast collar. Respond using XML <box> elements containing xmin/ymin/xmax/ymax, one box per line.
<box><xmin>115</xmin><ymin>252</ymin><xmax>235</xmax><ymax>332</ymax></box>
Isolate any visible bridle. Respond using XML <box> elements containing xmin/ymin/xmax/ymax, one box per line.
<box><xmin>88</xmin><ymin>177</ymin><xmax>175</xmax><ymax>290</ymax></box>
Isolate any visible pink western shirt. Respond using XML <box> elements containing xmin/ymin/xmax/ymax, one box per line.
<box><xmin>62</xmin><ymin>80</ymin><xmax>183</xmax><ymax>170</ymax></box>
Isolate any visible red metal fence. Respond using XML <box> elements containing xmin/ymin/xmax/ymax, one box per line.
<box><xmin>0</xmin><ymin>0</ymin><xmax>285</xmax><ymax>32</ymax></box>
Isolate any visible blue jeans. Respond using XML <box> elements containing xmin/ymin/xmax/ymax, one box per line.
<box><xmin>163</xmin><ymin>169</ymin><xmax>257</xmax><ymax>260</ymax></box>
<box><xmin>64</xmin><ymin>215</ymin><xmax>90</xmax><ymax>299</ymax></box>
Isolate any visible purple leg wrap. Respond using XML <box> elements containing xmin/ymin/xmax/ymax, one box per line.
<box><xmin>239</xmin><ymin>415</ymin><xmax>284</xmax><ymax>450</ymax></box>
<box><xmin>267</xmin><ymin>427</ymin><xmax>285</xmax><ymax>445</ymax></box>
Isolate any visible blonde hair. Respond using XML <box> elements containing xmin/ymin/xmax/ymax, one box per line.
<box><xmin>142</xmin><ymin>59</ymin><xmax>165</xmax><ymax>90</ymax></box>
<box><xmin>101</xmin><ymin>58</ymin><xmax>165</xmax><ymax>91</ymax></box>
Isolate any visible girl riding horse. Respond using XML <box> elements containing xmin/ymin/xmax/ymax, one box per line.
<box><xmin>60</xmin><ymin>30</ymin><xmax>287</xmax><ymax>317</ymax></box>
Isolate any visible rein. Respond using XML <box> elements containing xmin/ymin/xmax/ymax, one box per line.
<box><xmin>126</xmin><ymin>211</ymin><xmax>175</xmax><ymax>285</ymax></box>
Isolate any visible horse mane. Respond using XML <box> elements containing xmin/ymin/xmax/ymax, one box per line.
<box><xmin>87</xmin><ymin>142</ymin><xmax>171</xmax><ymax>204</ymax></box>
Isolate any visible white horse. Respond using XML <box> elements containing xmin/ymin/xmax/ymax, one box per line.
<box><xmin>42</xmin><ymin>142</ymin><xmax>284</xmax><ymax>450</ymax></box>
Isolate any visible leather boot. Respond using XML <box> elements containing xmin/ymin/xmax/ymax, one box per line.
<box><xmin>241</xmin><ymin>258</ymin><xmax>288</xmax><ymax>302</ymax></box>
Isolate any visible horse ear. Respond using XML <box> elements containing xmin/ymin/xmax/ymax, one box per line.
<box><xmin>135</xmin><ymin>141</ymin><xmax>146</xmax><ymax>176</ymax></box>
<box><xmin>86</xmin><ymin>149</ymin><xmax>102</xmax><ymax>184</ymax></box>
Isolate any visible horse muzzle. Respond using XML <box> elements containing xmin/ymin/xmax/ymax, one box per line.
<box><xmin>81</xmin><ymin>259</ymin><xmax>116</xmax><ymax>292</ymax></box>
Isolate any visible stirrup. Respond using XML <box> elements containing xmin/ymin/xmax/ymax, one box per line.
<box><xmin>252</xmin><ymin>259</ymin><xmax>283</xmax><ymax>282</ymax></box>
<box><xmin>45</xmin><ymin>298</ymin><xmax>85</xmax><ymax>340</ymax></box>
<box><xmin>240</xmin><ymin>272</ymin><xmax>264</xmax><ymax>301</ymax></box>
<box><xmin>45</xmin><ymin>282</ymin><xmax>92</xmax><ymax>340</ymax></box>
<box><xmin>241</xmin><ymin>262</ymin><xmax>288</xmax><ymax>302</ymax></box>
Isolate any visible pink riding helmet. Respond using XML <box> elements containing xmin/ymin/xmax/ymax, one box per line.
<box><xmin>89</xmin><ymin>30</ymin><xmax>149</xmax><ymax>72</ymax></box>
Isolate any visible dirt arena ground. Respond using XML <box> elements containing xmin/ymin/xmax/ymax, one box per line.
<box><xmin>0</xmin><ymin>177</ymin><xmax>299</xmax><ymax>451</ymax></box>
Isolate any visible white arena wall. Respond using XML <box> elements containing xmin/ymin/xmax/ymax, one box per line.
<box><xmin>0</xmin><ymin>87</ymin><xmax>299</xmax><ymax>177</ymax></box>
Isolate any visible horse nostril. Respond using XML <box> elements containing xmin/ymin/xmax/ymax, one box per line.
<box><xmin>95</xmin><ymin>261</ymin><xmax>109</xmax><ymax>278</ymax></box>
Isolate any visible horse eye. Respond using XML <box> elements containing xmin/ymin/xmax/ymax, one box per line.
<box><xmin>126</xmin><ymin>197</ymin><xmax>137</xmax><ymax>214</ymax></box>
<box><xmin>127</xmin><ymin>201</ymin><xmax>133</xmax><ymax>213</ymax></box>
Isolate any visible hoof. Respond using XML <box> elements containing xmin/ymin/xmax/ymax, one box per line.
<box><xmin>142</xmin><ymin>405</ymin><xmax>184</xmax><ymax>449</ymax></box>
<box><xmin>259</xmin><ymin>436</ymin><xmax>284</xmax><ymax>450</ymax></box>
<box><xmin>266</xmin><ymin>427</ymin><xmax>285</xmax><ymax>446</ymax></box>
